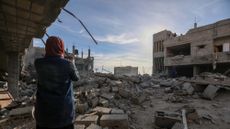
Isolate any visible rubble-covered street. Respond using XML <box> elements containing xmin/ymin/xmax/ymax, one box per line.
<box><xmin>1</xmin><ymin>72</ymin><xmax>230</xmax><ymax>129</ymax></box>
<box><xmin>0</xmin><ymin>0</ymin><xmax>230</xmax><ymax>129</ymax></box>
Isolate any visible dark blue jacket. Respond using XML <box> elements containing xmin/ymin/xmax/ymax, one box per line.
<box><xmin>34</xmin><ymin>56</ymin><xmax>79</xmax><ymax>128</ymax></box>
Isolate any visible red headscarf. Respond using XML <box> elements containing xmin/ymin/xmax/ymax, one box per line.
<box><xmin>45</xmin><ymin>36</ymin><xmax>65</xmax><ymax>57</ymax></box>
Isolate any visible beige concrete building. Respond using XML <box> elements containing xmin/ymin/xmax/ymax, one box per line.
<box><xmin>114</xmin><ymin>66</ymin><xmax>138</xmax><ymax>76</ymax></box>
<box><xmin>153</xmin><ymin>18</ymin><xmax>230</xmax><ymax>76</ymax></box>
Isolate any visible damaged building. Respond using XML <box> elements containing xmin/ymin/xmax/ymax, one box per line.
<box><xmin>69</xmin><ymin>45</ymin><xmax>94</xmax><ymax>75</ymax></box>
<box><xmin>153</xmin><ymin>18</ymin><xmax>230</xmax><ymax>77</ymax></box>
<box><xmin>0</xmin><ymin>0</ymin><xmax>69</xmax><ymax>99</ymax></box>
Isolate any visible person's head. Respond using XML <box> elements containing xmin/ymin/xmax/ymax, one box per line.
<box><xmin>45</xmin><ymin>36</ymin><xmax>65</xmax><ymax>57</ymax></box>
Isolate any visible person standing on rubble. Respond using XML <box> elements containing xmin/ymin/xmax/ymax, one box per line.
<box><xmin>34</xmin><ymin>36</ymin><xmax>80</xmax><ymax>129</ymax></box>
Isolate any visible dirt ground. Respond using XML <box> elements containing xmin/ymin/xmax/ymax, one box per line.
<box><xmin>130</xmin><ymin>89</ymin><xmax>230</xmax><ymax>129</ymax></box>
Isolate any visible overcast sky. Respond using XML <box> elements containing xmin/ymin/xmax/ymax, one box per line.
<box><xmin>34</xmin><ymin>0</ymin><xmax>230</xmax><ymax>74</ymax></box>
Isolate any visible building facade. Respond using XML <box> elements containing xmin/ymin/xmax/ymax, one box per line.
<box><xmin>114</xmin><ymin>66</ymin><xmax>138</xmax><ymax>76</ymax></box>
<box><xmin>153</xmin><ymin>18</ymin><xmax>230</xmax><ymax>77</ymax></box>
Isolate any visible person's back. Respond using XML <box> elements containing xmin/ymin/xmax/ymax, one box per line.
<box><xmin>34</xmin><ymin>36</ymin><xmax>79</xmax><ymax>129</ymax></box>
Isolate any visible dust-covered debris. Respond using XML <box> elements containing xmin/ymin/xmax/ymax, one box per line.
<box><xmin>1</xmin><ymin>72</ymin><xmax>230</xmax><ymax>129</ymax></box>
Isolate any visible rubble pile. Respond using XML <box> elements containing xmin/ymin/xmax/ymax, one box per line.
<box><xmin>1</xmin><ymin>72</ymin><xmax>230</xmax><ymax>129</ymax></box>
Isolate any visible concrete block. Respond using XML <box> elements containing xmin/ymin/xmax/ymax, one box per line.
<box><xmin>203</xmin><ymin>85</ymin><xmax>220</xmax><ymax>100</ymax></box>
<box><xmin>75</xmin><ymin>115</ymin><xmax>99</xmax><ymax>126</ymax></box>
<box><xmin>9</xmin><ymin>106</ymin><xmax>32</xmax><ymax>117</ymax></box>
<box><xmin>86</xmin><ymin>123</ymin><xmax>102</xmax><ymax>129</ymax></box>
<box><xmin>74</xmin><ymin>124</ymin><xmax>85</xmax><ymax>129</ymax></box>
<box><xmin>111</xmin><ymin>108</ymin><xmax>124</xmax><ymax>114</ymax></box>
<box><xmin>76</xmin><ymin>102</ymin><xmax>89</xmax><ymax>114</ymax></box>
<box><xmin>182</xmin><ymin>82</ymin><xmax>194</xmax><ymax>95</ymax></box>
<box><xmin>92</xmin><ymin>107</ymin><xmax>111</xmax><ymax>116</ymax></box>
<box><xmin>155</xmin><ymin>111</ymin><xmax>181</xmax><ymax>129</ymax></box>
<box><xmin>100</xmin><ymin>114</ymin><xmax>129</xmax><ymax>129</ymax></box>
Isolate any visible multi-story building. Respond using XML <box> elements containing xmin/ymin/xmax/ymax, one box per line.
<box><xmin>153</xmin><ymin>18</ymin><xmax>230</xmax><ymax>77</ymax></box>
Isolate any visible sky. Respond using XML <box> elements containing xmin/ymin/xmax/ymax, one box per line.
<box><xmin>33</xmin><ymin>0</ymin><xmax>230</xmax><ymax>74</ymax></box>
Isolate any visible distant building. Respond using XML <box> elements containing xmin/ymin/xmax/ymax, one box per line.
<box><xmin>114</xmin><ymin>66</ymin><xmax>138</xmax><ymax>76</ymax></box>
<box><xmin>23</xmin><ymin>43</ymin><xmax>94</xmax><ymax>76</ymax></box>
<box><xmin>70</xmin><ymin>45</ymin><xmax>94</xmax><ymax>76</ymax></box>
<box><xmin>153</xmin><ymin>18</ymin><xmax>230</xmax><ymax>77</ymax></box>
<box><xmin>23</xmin><ymin>42</ymin><xmax>45</xmax><ymax>67</ymax></box>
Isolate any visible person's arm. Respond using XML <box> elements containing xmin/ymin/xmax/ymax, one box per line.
<box><xmin>69</xmin><ymin>61</ymin><xmax>80</xmax><ymax>81</ymax></box>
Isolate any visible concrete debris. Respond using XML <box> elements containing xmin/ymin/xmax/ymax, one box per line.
<box><xmin>75</xmin><ymin>115</ymin><xmax>99</xmax><ymax>126</ymax></box>
<box><xmin>202</xmin><ymin>85</ymin><xmax>220</xmax><ymax>100</ymax></box>
<box><xmin>182</xmin><ymin>82</ymin><xmax>194</xmax><ymax>95</ymax></box>
<box><xmin>92</xmin><ymin>107</ymin><xmax>111</xmax><ymax>116</ymax></box>
<box><xmin>100</xmin><ymin>114</ymin><xmax>129</xmax><ymax>129</ymax></box>
<box><xmin>9</xmin><ymin>106</ymin><xmax>32</xmax><ymax>117</ymax></box>
<box><xmin>154</xmin><ymin>111</ymin><xmax>182</xmax><ymax>128</ymax></box>
<box><xmin>1</xmin><ymin>72</ymin><xmax>230</xmax><ymax>129</ymax></box>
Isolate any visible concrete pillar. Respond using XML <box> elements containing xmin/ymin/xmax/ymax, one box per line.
<box><xmin>7</xmin><ymin>52</ymin><xmax>20</xmax><ymax>99</ymax></box>
<box><xmin>193</xmin><ymin>65</ymin><xmax>199</xmax><ymax>76</ymax></box>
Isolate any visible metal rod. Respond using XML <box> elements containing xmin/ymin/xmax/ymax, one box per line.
<box><xmin>40</xmin><ymin>38</ymin><xmax>46</xmax><ymax>46</ymax></box>
<box><xmin>182</xmin><ymin>109</ymin><xmax>188</xmax><ymax>129</ymax></box>
<box><xmin>62</xmin><ymin>8</ymin><xmax>98</xmax><ymax>45</ymax></box>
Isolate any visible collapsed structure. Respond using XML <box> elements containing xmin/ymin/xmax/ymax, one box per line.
<box><xmin>153</xmin><ymin>18</ymin><xmax>230</xmax><ymax>77</ymax></box>
<box><xmin>70</xmin><ymin>45</ymin><xmax>94</xmax><ymax>76</ymax></box>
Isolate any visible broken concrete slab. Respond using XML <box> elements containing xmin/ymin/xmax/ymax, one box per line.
<box><xmin>86</xmin><ymin>123</ymin><xmax>102</xmax><ymax>129</ymax></box>
<box><xmin>9</xmin><ymin>106</ymin><xmax>32</xmax><ymax>117</ymax></box>
<box><xmin>155</xmin><ymin>111</ymin><xmax>181</xmax><ymax>129</ymax></box>
<box><xmin>75</xmin><ymin>115</ymin><xmax>99</xmax><ymax>127</ymax></box>
<box><xmin>92</xmin><ymin>107</ymin><xmax>111</xmax><ymax>116</ymax></box>
<box><xmin>100</xmin><ymin>114</ymin><xmax>129</xmax><ymax>129</ymax></box>
<box><xmin>111</xmin><ymin>108</ymin><xmax>124</xmax><ymax>114</ymax></box>
<box><xmin>203</xmin><ymin>85</ymin><xmax>220</xmax><ymax>100</ymax></box>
